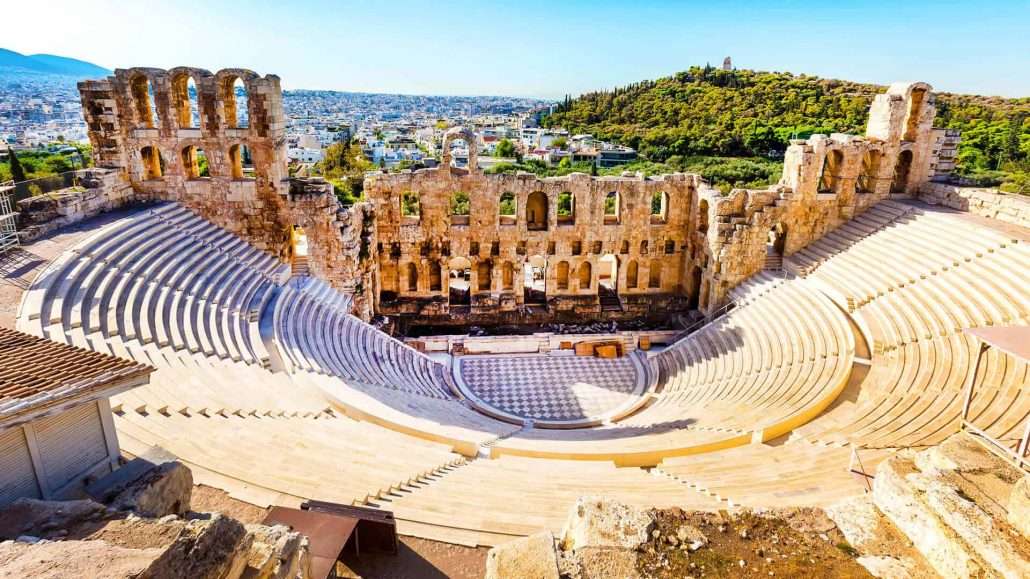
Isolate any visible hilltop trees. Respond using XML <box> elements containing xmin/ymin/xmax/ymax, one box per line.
<box><xmin>7</xmin><ymin>147</ymin><xmax>26</xmax><ymax>182</ymax></box>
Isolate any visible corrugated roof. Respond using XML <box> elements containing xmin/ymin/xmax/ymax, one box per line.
<box><xmin>0</xmin><ymin>328</ymin><xmax>153</xmax><ymax>418</ymax></box>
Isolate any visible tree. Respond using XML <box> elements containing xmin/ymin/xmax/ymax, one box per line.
<box><xmin>551</xmin><ymin>137</ymin><xmax>568</xmax><ymax>150</ymax></box>
<box><xmin>7</xmin><ymin>147</ymin><xmax>26</xmax><ymax>182</ymax></box>
<box><xmin>590</xmin><ymin>161</ymin><xmax>598</xmax><ymax>176</ymax></box>
<box><xmin>494</xmin><ymin>138</ymin><xmax>517</xmax><ymax>158</ymax></box>
<box><xmin>378</xmin><ymin>157</ymin><xmax>386</xmax><ymax>169</ymax></box>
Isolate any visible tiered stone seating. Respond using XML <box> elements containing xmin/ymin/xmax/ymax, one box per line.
<box><xmin>380</xmin><ymin>455</ymin><xmax>723</xmax><ymax>546</ymax></box>
<box><xmin>785</xmin><ymin>201</ymin><xmax>1030</xmax><ymax>452</ymax></box>
<box><xmin>489</xmin><ymin>276</ymin><xmax>855</xmax><ymax>466</ymax></box>
<box><xmin>274</xmin><ymin>277</ymin><xmax>454</xmax><ymax>399</ymax></box>
<box><xmin>19</xmin><ymin>202</ymin><xmax>284</xmax><ymax>367</ymax></box>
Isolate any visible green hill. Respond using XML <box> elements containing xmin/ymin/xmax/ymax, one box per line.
<box><xmin>544</xmin><ymin>65</ymin><xmax>1029</xmax><ymax>193</ymax></box>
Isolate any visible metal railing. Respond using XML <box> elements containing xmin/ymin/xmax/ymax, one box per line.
<box><xmin>8</xmin><ymin>170</ymin><xmax>83</xmax><ymax>204</ymax></box>
<box><xmin>0</xmin><ymin>184</ymin><xmax>20</xmax><ymax>254</ymax></box>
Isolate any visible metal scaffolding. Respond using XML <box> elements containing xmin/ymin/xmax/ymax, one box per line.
<box><xmin>0</xmin><ymin>183</ymin><xmax>18</xmax><ymax>254</ymax></box>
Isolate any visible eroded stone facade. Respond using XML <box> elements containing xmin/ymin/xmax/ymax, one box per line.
<box><xmin>79</xmin><ymin>68</ymin><xmax>948</xmax><ymax>324</ymax></box>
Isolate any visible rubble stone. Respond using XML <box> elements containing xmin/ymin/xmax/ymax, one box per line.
<box><xmin>485</xmin><ymin>531</ymin><xmax>559</xmax><ymax>579</ymax></box>
<box><xmin>110</xmin><ymin>461</ymin><xmax>193</xmax><ymax>517</ymax></box>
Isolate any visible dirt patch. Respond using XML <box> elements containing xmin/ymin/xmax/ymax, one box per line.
<box><xmin>634</xmin><ymin>507</ymin><xmax>872</xmax><ymax>578</ymax></box>
<box><xmin>188</xmin><ymin>484</ymin><xmax>269</xmax><ymax>525</ymax></box>
<box><xmin>339</xmin><ymin>536</ymin><xmax>488</xmax><ymax>578</ymax></box>
<box><xmin>64</xmin><ymin>514</ymin><xmax>184</xmax><ymax>550</ymax></box>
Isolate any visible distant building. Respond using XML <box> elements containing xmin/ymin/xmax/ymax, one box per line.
<box><xmin>597</xmin><ymin>146</ymin><xmax>638</xmax><ymax>168</ymax></box>
<box><xmin>723</xmin><ymin>57</ymin><xmax>732</xmax><ymax>71</ymax></box>
<box><xmin>930</xmin><ymin>128</ymin><xmax>961</xmax><ymax>182</ymax></box>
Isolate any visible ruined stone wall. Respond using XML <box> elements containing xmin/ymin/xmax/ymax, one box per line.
<box><xmin>918</xmin><ymin>182</ymin><xmax>1030</xmax><ymax>228</ymax></box>
<box><xmin>364</xmin><ymin>168</ymin><xmax>702</xmax><ymax>324</ymax></box>
<box><xmin>14</xmin><ymin>168</ymin><xmax>134</xmax><ymax>242</ymax></box>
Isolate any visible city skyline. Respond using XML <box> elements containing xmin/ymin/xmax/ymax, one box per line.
<box><xmin>4</xmin><ymin>0</ymin><xmax>1029</xmax><ymax>99</ymax></box>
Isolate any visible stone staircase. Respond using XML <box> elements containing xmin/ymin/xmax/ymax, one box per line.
<box><xmin>763</xmin><ymin>252</ymin><xmax>783</xmax><ymax>270</ymax></box>
<box><xmin>829</xmin><ymin>433</ymin><xmax>1030</xmax><ymax>578</ymax></box>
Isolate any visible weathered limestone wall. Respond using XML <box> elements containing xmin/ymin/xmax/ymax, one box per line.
<box><xmin>918</xmin><ymin>182</ymin><xmax>1030</xmax><ymax>228</ymax></box>
<box><xmin>14</xmin><ymin>168</ymin><xmax>135</xmax><ymax>242</ymax></box>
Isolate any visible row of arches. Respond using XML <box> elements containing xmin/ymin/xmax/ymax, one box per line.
<box><xmin>128</xmin><ymin>72</ymin><xmax>250</xmax><ymax>132</ymax></box>
<box><xmin>817</xmin><ymin>147</ymin><xmax>913</xmax><ymax>195</ymax></box>
<box><xmin>402</xmin><ymin>189</ymin><xmax>672</xmax><ymax>229</ymax></box>
<box><xmin>138</xmin><ymin>143</ymin><xmax>253</xmax><ymax>181</ymax></box>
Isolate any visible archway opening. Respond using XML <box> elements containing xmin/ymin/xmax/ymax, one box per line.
<box><xmin>401</xmin><ymin>190</ymin><xmax>420</xmax><ymax>220</ymax></box>
<box><xmin>221</xmin><ymin>76</ymin><xmax>249</xmax><ymax>128</ymax></box>
<box><xmin>502</xmin><ymin>262</ymin><xmax>515</xmax><ymax>291</ymax></box>
<box><xmin>406</xmin><ymin>263</ymin><xmax>418</xmax><ymax>292</ymax></box>
<box><xmin>287</xmin><ymin>225</ymin><xmax>308</xmax><ymax>275</ymax></box>
<box><xmin>891</xmin><ymin>150</ymin><xmax>913</xmax><ymax>194</ymax></box>
<box><xmin>903</xmin><ymin>88</ymin><xmax>927</xmax><ymax>142</ymax></box>
<box><xmin>450</xmin><ymin>191</ymin><xmax>470</xmax><ymax>226</ymax></box>
<box><xmin>818</xmin><ymin>150</ymin><xmax>845</xmax><ymax>193</ymax></box>
<box><xmin>626</xmin><ymin>260</ymin><xmax>639</xmax><ymax>289</ymax></box>
<box><xmin>130</xmin><ymin>75</ymin><xmax>158</xmax><ymax>129</ymax></box>
<box><xmin>687</xmin><ymin>266</ymin><xmax>703</xmax><ymax>309</ymax></box>
<box><xmin>598</xmin><ymin>253</ymin><xmax>619</xmax><ymax>307</ymax></box>
<box><xmin>429</xmin><ymin>262</ymin><xmax>442</xmax><ymax>292</ymax></box>
<box><xmin>603</xmin><ymin>191</ymin><xmax>620</xmax><ymax>224</ymax></box>
<box><xmin>524</xmin><ymin>255</ymin><xmax>546</xmax><ymax>304</ymax></box>
<box><xmin>858</xmin><ymin>149</ymin><xmax>881</xmax><ymax>193</ymax></box>
<box><xmin>477</xmin><ymin>261</ymin><xmax>492</xmax><ymax>291</ymax></box>
<box><xmin>172</xmin><ymin>74</ymin><xmax>199</xmax><ymax>129</ymax></box>
<box><xmin>140</xmin><ymin>146</ymin><xmax>163</xmax><ymax>180</ymax></box>
<box><xmin>181</xmin><ymin>145</ymin><xmax>209</xmax><ymax>179</ymax></box>
<box><xmin>648</xmin><ymin>259</ymin><xmax>662</xmax><ymax>289</ymax></box>
<box><xmin>448</xmin><ymin>257</ymin><xmax>472</xmax><ymax>306</ymax></box>
<box><xmin>557</xmin><ymin>191</ymin><xmax>575</xmax><ymax>225</ymax></box>
<box><xmin>446</xmin><ymin>137</ymin><xmax>472</xmax><ymax>168</ymax></box>
<box><xmin>499</xmin><ymin>191</ymin><xmax>516</xmax><ymax>226</ymax></box>
<box><xmin>698</xmin><ymin>199</ymin><xmax>709</xmax><ymax>234</ymax></box>
<box><xmin>526</xmin><ymin>191</ymin><xmax>548</xmax><ymax>231</ymax></box>
<box><xmin>578</xmin><ymin>261</ymin><xmax>592</xmax><ymax>290</ymax></box>
<box><xmin>768</xmin><ymin>223</ymin><xmax>787</xmax><ymax>256</ymax></box>
<box><xmin>556</xmin><ymin>261</ymin><xmax>570</xmax><ymax>291</ymax></box>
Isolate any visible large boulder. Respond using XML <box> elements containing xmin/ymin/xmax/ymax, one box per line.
<box><xmin>142</xmin><ymin>514</ymin><xmax>252</xmax><ymax>579</ymax></box>
<box><xmin>1009</xmin><ymin>477</ymin><xmax>1030</xmax><ymax>538</ymax></box>
<box><xmin>244</xmin><ymin>523</ymin><xmax>312</xmax><ymax>579</ymax></box>
<box><xmin>485</xmin><ymin>531</ymin><xmax>559</xmax><ymax>579</ymax></box>
<box><xmin>560</xmin><ymin>496</ymin><xmax>654</xmax><ymax>551</ymax></box>
<box><xmin>111</xmin><ymin>461</ymin><xmax>193</xmax><ymax>517</ymax></box>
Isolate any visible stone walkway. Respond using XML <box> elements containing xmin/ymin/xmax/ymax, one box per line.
<box><xmin>457</xmin><ymin>354</ymin><xmax>645</xmax><ymax>424</ymax></box>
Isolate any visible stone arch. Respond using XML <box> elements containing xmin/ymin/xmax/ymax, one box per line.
<box><xmin>891</xmin><ymin>150</ymin><xmax>913</xmax><ymax>194</ymax></box>
<box><xmin>902</xmin><ymin>84</ymin><xmax>931</xmax><ymax>142</ymax></box>
<box><xmin>557</xmin><ymin>191</ymin><xmax>575</xmax><ymax>225</ymax></box>
<box><xmin>556</xmin><ymin>261</ymin><xmax>570</xmax><ymax>290</ymax></box>
<box><xmin>577</xmin><ymin>261</ymin><xmax>592</xmax><ymax>290</ymax></box>
<box><xmin>502</xmin><ymin>261</ymin><xmax>515</xmax><ymax>290</ymax></box>
<box><xmin>626</xmin><ymin>260</ymin><xmax>639</xmax><ymax>289</ymax></box>
<box><xmin>598</xmin><ymin>254</ymin><xmax>619</xmax><ymax>298</ymax></box>
<box><xmin>228</xmin><ymin>143</ymin><xmax>251</xmax><ymax>180</ymax></box>
<box><xmin>140</xmin><ymin>145</ymin><xmax>163</xmax><ymax>180</ymax></box>
<box><xmin>526</xmin><ymin>191</ymin><xmax>548</xmax><ymax>231</ymax></box>
<box><xmin>687</xmin><ymin>266</ymin><xmax>703</xmax><ymax>309</ymax></box>
<box><xmin>603</xmin><ymin>191</ymin><xmax>621</xmax><ymax>224</ymax></box>
<box><xmin>429</xmin><ymin>262</ymin><xmax>442</xmax><ymax>292</ymax></box>
<box><xmin>698</xmin><ymin>199</ymin><xmax>710</xmax><ymax>234</ymax></box>
<box><xmin>169</xmin><ymin>72</ymin><xmax>200</xmax><ymax>129</ymax></box>
<box><xmin>650</xmin><ymin>191</ymin><xmax>669</xmax><ymax>223</ymax></box>
<box><xmin>448</xmin><ymin>256</ymin><xmax>471</xmax><ymax>306</ymax></box>
<box><xmin>648</xmin><ymin>259</ymin><xmax>662</xmax><ymax>289</ymax></box>
<box><xmin>405</xmin><ymin>262</ymin><xmax>418</xmax><ymax>292</ymax></box>
<box><xmin>524</xmin><ymin>255</ymin><xmax>546</xmax><ymax>303</ymax></box>
<box><xmin>818</xmin><ymin>149</ymin><xmax>845</xmax><ymax>193</ymax></box>
<box><xmin>217</xmin><ymin>70</ymin><xmax>258</xmax><ymax>129</ymax></box>
<box><xmin>858</xmin><ymin>148</ymin><xmax>882</xmax><ymax>193</ymax></box>
<box><xmin>477</xmin><ymin>260</ymin><xmax>492</xmax><ymax>291</ymax></box>
<box><xmin>129</xmin><ymin>72</ymin><xmax>158</xmax><ymax>129</ymax></box>
<box><xmin>498</xmin><ymin>191</ymin><xmax>516</xmax><ymax>225</ymax></box>
<box><xmin>441</xmin><ymin>127</ymin><xmax>478</xmax><ymax>171</ymax></box>
<box><xmin>768</xmin><ymin>223</ymin><xmax>788</xmax><ymax>256</ymax></box>
<box><xmin>180</xmin><ymin>144</ymin><xmax>209</xmax><ymax>179</ymax></box>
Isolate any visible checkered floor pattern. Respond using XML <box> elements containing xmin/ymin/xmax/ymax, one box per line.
<box><xmin>459</xmin><ymin>355</ymin><xmax>642</xmax><ymax>422</ymax></box>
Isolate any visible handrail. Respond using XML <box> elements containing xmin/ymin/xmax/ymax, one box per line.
<box><xmin>961</xmin><ymin>419</ymin><xmax>1030</xmax><ymax>471</ymax></box>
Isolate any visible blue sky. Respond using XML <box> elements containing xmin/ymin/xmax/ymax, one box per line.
<box><xmin>7</xmin><ymin>0</ymin><xmax>1029</xmax><ymax>98</ymax></box>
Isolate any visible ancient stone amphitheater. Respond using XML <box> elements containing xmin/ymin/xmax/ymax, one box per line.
<box><xmin>13</xmin><ymin>66</ymin><xmax>1029</xmax><ymax>550</ymax></box>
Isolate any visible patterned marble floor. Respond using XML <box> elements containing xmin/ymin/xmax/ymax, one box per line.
<box><xmin>458</xmin><ymin>354</ymin><xmax>645</xmax><ymax>423</ymax></box>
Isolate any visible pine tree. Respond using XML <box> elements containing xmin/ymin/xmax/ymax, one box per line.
<box><xmin>7</xmin><ymin>147</ymin><xmax>26</xmax><ymax>182</ymax></box>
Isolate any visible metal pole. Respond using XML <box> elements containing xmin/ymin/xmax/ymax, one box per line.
<box><xmin>961</xmin><ymin>342</ymin><xmax>987</xmax><ymax>424</ymax></box>
<box><xmin>1018</xmin><ymin>416</ymin><xmax>1030</xmax><ymax>458</ymax></box>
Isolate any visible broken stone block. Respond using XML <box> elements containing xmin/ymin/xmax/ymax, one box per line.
<box><xmin>111</xmin><ymin>461</ymin><xmax>193</xmax><ymax>517</ymax></box>
<box><xmin>485</xmin><ymin>531</ymin><xmax>559</xmax><ymax>579</ymax></box>
<box><xmin>1009</xmin><ymin>477</ymin><xmax>1030</xmax><ymax>538</ymax></box>
<box><xmin>560</xmin><ymin>496</ymin><xmax>655</xmax><ymax>551</ymax></box>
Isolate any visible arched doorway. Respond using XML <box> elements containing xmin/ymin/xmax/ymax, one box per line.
<box><xmin>287</xmin><ymin>225</ymin><xmax>308</xmax><ymax>277</ymax></box>
<box><xmin>524</xmin><ymin>255</ymin><xmax>547</xmax><ymax>304</ymax></box>
<box><xmin>140</xmin><ymin>146</ymin><xmax>163</xmax><ymax>180</ymax></box>
<box><xmin>891</xmin><ymin>150</ymin><xmax>913</xmax><ymax>194</ymax></box>
<box><xmin>626</xmin><ymin>260</ymin><xmax>639</xmax><ymax>289</ymax></box>
<box><xmin>526</xmin><ymin>191</ymin><xmax>548</xmax><ymax>231</ymax></box>
<box><xmin>687</xmin><ymin>266</ymin><xmax>703</xmax><ymax>309</ymax></box>
<box><xmin>858</xmin><ymin>149</ymin><xmax>882</xmax><ymax>193</ymax></box>
<box><xmin>818</xmin><ymin>150</ymin><xmax>845</xmax><ymax>193</ymax></box>
<box><xmin>448</xmin><ymin>257</ymin><xmax>472</xmax><ymax>306</ymax></box>
<box><xmin>598</xmin><ymin>253</ymin><xmax>620</xmax><ymax>310</ymax></box>
<box><xmin>767</xmin><ymin>223</ymin><xmax>787</xmax><ymax>269</ymax></box>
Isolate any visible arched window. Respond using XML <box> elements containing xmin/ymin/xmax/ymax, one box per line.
<box><xmin>688</xmin><ymin>266</ymin><xmax>703</xmax><ymax>309</ymax></box>
<box><xmin>603</xmin><ymin>191</ymin><xmax>620</xmax><ymax>224</ymax></box>
<box><xmin>140</xmin><ymin>146</ymin><xmax>163</xmax><ymax>180</ymax></box>
<box><xmin>477</xmin><ymin>261</ymin><xmax>492</xmax><ymax>291</ymax></box>
<box><xmin>502</xmin><ymin>262</ymin><xmax>515</xmax><ymax>290</ymax></box>
<box><xmin>406</xmin><ymin>263</ymin><xmax>418</xmax><ymax>292</ymax></box>
<box><xmin>448</xmin><ymin>257</ymin><xmax>471</xmax><ymax>306</ymax></box>
<box><xmin>429</xmin><ymin>262</ymin><xmax>442</xmax><ymax>291</ymax></box>
<box><xmin>499</xmin><ymin>191</ymin><xmax>516</xmax><ymax>225</ymax></box>
<box><xmin>401</xmin><ymin>190</ymin><xmax>420</xmax><ymax>218</ymax></box>
<box><xmin>858</xmin><ymin>150</ymin><xmax>881</xmax><ymax>193</ymax></box>
<box><xmin>181</xmin><ymin>145</ymin><xmax>209</xmax><ymax>179</ymax></box>
<box><xmin>818</xmin><ymin>150</ymin><xmax>845</xmax><ymax>193</ymax></box>
<box><xmin>650</xmin><ymin>191</ymin><xmax>668</xmax><ymax>223</ymax></box>
<box><xmin>891</xmin><ymin>150</ymin><xmax>913</xmax><ymax>194</ymax></box>
<box><xmin>221</xmin><ymin>76</ymin><xmax>249</xmax><ymax>128</ymax></box>
<box><xmin>228</xmin><ymin>144</ymin><xmax>246</xmax><ymax>179</ymax></box>
<box><xmin>556</xmin><ymin>261</ymin><xmax>570</xmax><ymax>290</ymax></box>
<box><xmin>620</xmin><ymin>240</ymin><xmax>629</xmax><ymax>254</ymax></box>
<box><xmin>639</xmin><ymin>240</ymin><xmax>649</xmax><ymax>254</ymax></box>
<box><xmin>903</xmin><ymin>88</ymin><xmax>927</xmax><ymax>142</ymax></box>
<box><xmin>171</xmin><ymin>74</ymin><xmax>199</xmax><ymax>129</ymax></box>
<box><xmin>130</xmin><ymin>74</ymin><xmax>158</xmax><ymax>129</ymax></box>
<box><xmin>626</xmin><ymin>260</ymin><xmax>639</xmax><ymax>288</ymax></box>
<box><xmin>648</xmin><ymin>259</ymin><xmax>662</xmax><ymax>289</ymax></box>
<box><xmin>526</xmin><ymin>191</ymin><xmax>548</xmax><ymax>231</ymax></box>
<box><xmin>698</xmin><ymin>199</ymin><xmax>709</xmax><ymax>234</ymax></box>
<box><xmin>451</xmin><ymin>191</ymin><xmax>470</xmax><ymax>225</ymax></box>
<box><xmin>557</xmin><ymin>191</ymin><xmax>575</xmax><ymax>225</ymax></box>
<box><xmin>578</xmin><ymin>261</ymin><xmax>592</xmax><ymax>289</ymax></box>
